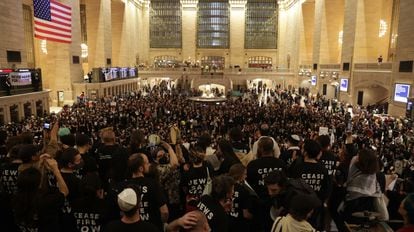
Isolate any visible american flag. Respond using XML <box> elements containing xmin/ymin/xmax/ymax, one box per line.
<box><xmin>33</xmin><ymin>0</ymin><xmax>72</xmax><ymax>44</ymax></box>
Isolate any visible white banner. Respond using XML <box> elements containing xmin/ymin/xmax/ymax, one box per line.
<box><xmin>9</xmin><ymin>72</ymin><xmax>32</xmax><ymax>86</ymax></box>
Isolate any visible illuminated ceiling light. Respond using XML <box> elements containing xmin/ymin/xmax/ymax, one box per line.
<box><xmin>81</xmin><ymin>43</ymin><xmax>88</xmax><ymax>58</ymax></box>
<box><xmin>379</xmin><ymin>19</ymin><xmax>387</xmax><ymax>38</ymax></box>
<box><xmin>338</xmin><ymin>31</ymin><xmax>343</xmax><ymax>45</ymax></box>
<box><xmin>41</xmin><ymin>39</ymin><xmax>47</xmax><ymax>54</ymax></box>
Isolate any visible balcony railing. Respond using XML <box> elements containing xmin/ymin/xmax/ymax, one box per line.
<box><xmin>354</xmin><ymin>62</ymin><xmax>392</xmax><ymax>71</ymax></box>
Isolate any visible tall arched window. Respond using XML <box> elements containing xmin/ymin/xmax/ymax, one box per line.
<box><xmin>245</xmin><ymin>0</ymin><xmax>278</xmax><ymax>49</ymax></box>
<box><xmin>197</xmin><ymin>0</ymin><xmax>230</xmax><ymax>48</ymax></box>
<box><xmin>150</xmin><ymin>0</ymin><xmax>182</xmax><ymax>48</ymax></box>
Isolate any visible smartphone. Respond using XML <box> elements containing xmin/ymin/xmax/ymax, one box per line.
<box><xmin>44</xmin><ymin>123</ymin><xmax>50</xmax><ymax>129</ymax></box>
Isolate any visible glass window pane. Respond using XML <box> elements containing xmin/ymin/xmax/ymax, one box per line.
<box><xmin>197</xmin><ymin>0</ymin><xmax>229</xmax><ymax>49</ymax></box>
<box><xmin>245</xmin><ymin>0</ymin><xmax>278</xmax><ymax>49</ymax></box>
<box><xmin>150</xmin><ymin>0</ymin><xmax>182</xmax><ymax>48</ymax></box>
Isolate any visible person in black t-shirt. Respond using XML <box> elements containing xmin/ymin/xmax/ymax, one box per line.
<box><xmin>0</xmin><ymin>145</ymin><xmax>21</xmax><ymax>232</ymax></box>
<box><xmin>59</xmin><ymin>147</ymin><xmax>84</xmax><ymax>232</ymax></box>
<box><xmin>197</xmin><ymin>175</ymin><xmax>235</xmax><ymax>232</ymax></box>
<box><xmin>112</xmin><ymin>153</ymin><xmax>167</xmax><ymax>231</ymax></box>
<box><xmin>290</xmin><ymin>139</ymin><xmax>331</xmax><ymax>231</ymax></box>
<box><xmin>317</xmin><ymin>135</ymin><xmax>339</xmax><ymax>177</ymax></box>
<box><xmin>12</xmin><ymin>157</ymin><xmax>69</xmax><ymax>232</ymax></box>
<box><xmin>72</xmin><ymin>173</ymin><xmax>109</xmax><ymax>232</ymax></box>
<box><xmin>280</xmin><ymin>134</ymin><xmax>302</xmax><ymax>170</ymax></box>
<box><xmin>228</xmin><ymin>127</ymin><xmax>250</xmax><ymax>156</ymax></box>
<box><xmin>247</xmin><ymin>137</ymin><xmax>286</xmax><ymax>199</ymax></box>
<box><xmin>96</xmin><ymin>128</ymin><xmax>129</xmax><ymax>190</ymax></box>
<box><xmin>181</xmin><ymin>145</ymin><xmax>214</xmax><ymax>211</ymax></box>
<box><xmin>75</xmin><ymin>134</ymin><xmax>98</xmax><ymax>178</ymax></box>
<box><xmin>228</xmin><ymin>163</ymin><xmax>254</xmax><ymax>232</ymax></box>
<box><xmin>216</xmin><ymin>139</ymin><xmax>241</xmax><ymax>175</ymax></box>
<box><xmin>104</xmin><ymin>187</ymin><xmax>159</xmax><ymax>232</ymax></box>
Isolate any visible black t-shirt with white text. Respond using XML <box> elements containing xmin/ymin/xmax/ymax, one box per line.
<box><xmin>229</xmin><ymin>182</ymin><xmax>251</xmax><ymax>232</ymax></box>
<box><xmin>290</xmin><ymin>162</ymin><xmax>332</xmax><ymax>201</ymax></box>
<box><xmin>0</xmin><ymin>162</ymin><xmax>20</xmax><ymax>195</ymax></box>
<box><xmin>246</xmin><ymin>156</ymin><xmax>286</xmax><ymax>198</ymax></box>
<box><xmin>71</xmin><ymin>197</ymin><xmax>109</xmax><ymax>232</ymax></box>
<box><xmin>318</xmin><ymin>150</ymin><xmax>339</xmax><ymax>177</ymax></box>
<box><xmin>181</xmin><ymin>163</ymin><xmax>214</xmax><ymax>198</ymax></box>
<box><xmin>197</xmin><ymin>195</ymin><xmax>228</xmax><ymax>232</ymax></box>
<box><xmin>118</xmin><ymin>177</ymin><xmax>166</xmax><ymax>231</ymax></box>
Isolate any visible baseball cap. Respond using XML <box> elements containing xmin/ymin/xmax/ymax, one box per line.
<box><xmin>58</xmin><ymin>127</ymin><xmax>71</xmax><ymax>137</ymax></box>
<box><xmin>117</xmin><ymin>188</ymin><xmax>138</xmax><ymax>212</ymax></box>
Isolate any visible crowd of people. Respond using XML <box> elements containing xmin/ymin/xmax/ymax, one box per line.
<box><xmin>1</xmin><ymin>84</ymin><xmax>414</xmax><ymax>232</ymax></box>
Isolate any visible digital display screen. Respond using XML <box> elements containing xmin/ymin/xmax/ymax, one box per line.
<box><xmin>394</xmin><ymin>83</ymin><xmax>410</xmax><ymax>103</ymax></box>
<box><xmin>311</xmin><ymin>75</ymin><xmax>317</xmax><ymax>86</ymax></box>
<box><xmin>340</xmin><ymin>79</ymin><xmax>348</xmax><ymax>92</ymax></box>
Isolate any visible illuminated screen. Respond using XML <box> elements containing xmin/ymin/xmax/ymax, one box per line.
<box><xmin>340</xmin><ymin>79</ymin><xmax>348</xmax><ymax>92</ymax></box>
<box><xmin>394</xmin><ymin>83</ymin><xmax>410</xmax><ymax>103</ymax></box>
<box><xmin>311</xmin><ymin>76</ymin><xmax>317</xmax><ymax>86</ymax></box>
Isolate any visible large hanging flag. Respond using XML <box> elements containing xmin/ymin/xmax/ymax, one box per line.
<box><xmin>33</xmin><ymin>0</ymin><xmax>72</xmax><ymax>44</ymax></box>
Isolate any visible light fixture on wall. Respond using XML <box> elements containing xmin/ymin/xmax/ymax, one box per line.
<box><xmin>81</xmin><ymin>43</ymin><xmax>88</xmax><ymax>58</ymax></box>
<box><xmin>379</xmin><ymin>19</ymin><xmax>387</xmax><ymax>38</ymax></box>
<box><xmin>41</xmin><ymin>39</ymin><xmax>47</xmax><ymax>54</ymax></box>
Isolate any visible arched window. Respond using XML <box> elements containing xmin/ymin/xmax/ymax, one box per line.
<box><xmin>248</xmin><ymin>56</ymin><xmax>272</xmax><ymax>68</ymax></box>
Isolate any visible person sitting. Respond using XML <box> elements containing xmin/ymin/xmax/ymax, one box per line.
<box><xmin>104</xmin><ymin>187</ymin><xmax>159</xmax><ymax>232</ymax></box>
<box><xmin>271</xmin><ymin>193</ymin><xmax>321</xmax><ymax>232</ymax></box>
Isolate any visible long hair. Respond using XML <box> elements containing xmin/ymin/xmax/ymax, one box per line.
<box><xmin>12</xmin><ymin>167</ymin><xmax>41</xmax><ymax>227</ymax></box>
<box><xmin>356</xmin><ymin>149</ymin><xmax>379</xmax><ymax>174</ymax></box>
<box><xmin>217</xmin><ymin>139</ymin><xmax>237</xmax><ymax>159</ymax></box>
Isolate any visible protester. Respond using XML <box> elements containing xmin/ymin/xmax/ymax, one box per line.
<box><xmin>104</xmin><ymin>187</ymin><xmax>159</xmax><ymax>232</ymax></box>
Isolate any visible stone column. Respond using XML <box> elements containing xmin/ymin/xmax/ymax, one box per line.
<box><xmin>299</xmin><ymin>1</ymin><xmax>315</xmax><ymax>65</ymax></box>
<box><xmin>86</xmin><ymin>0</ymin><xmax>112</xmax><ymax>68</ymax></box>
<box><xmin>111</xmin><ymin>0</ymin><xmax>125</xmax><ymax>67</ymax></box>
<box><xmin>229</xmin><ymin>1</ymin><xmax>246</xmax><ymax>68</ymax></box>
<box><xmin>388</xmin><ymin>0</ymin><xmax>414</xmax><ymax>116</ymax></box>
<box><xmin>181</xmin><ymin>0</ymin><xmax>198</xmax><ymax>65</ymax></box>
<box><xmin>313</xmin><ymin>0</ymin><xmax>344</xmax><ymax>65</ymax></box>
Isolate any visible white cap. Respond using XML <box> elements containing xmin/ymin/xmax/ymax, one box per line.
<box><xmin>117</xmin><ymin>188</ymin><xmax>137</xmax><ymax>211</ymax></box>
<box><xmin>291</xmin><ymin>134</ymin><xmax>300</xmax><ymax>142</ymax></box>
